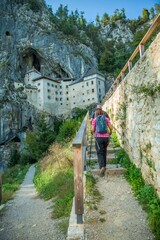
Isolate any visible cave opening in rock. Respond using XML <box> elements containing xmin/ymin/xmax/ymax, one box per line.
<box><xmin>22</xmin><ymin>48</ymin><xmax>41</xmax><ymax>72</ymax></box>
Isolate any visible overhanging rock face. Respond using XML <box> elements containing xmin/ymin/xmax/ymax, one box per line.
<box><xmin>0</xmin><ymin>1</ymin><xmax>97</xmax><ymax>87</ymax></box>
<box><xmin>0</xmin><ymin>1</ymin><xmax>97</xmax><ymax>144</ymax></box>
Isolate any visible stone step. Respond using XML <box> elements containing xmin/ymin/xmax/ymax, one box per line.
<box><xmin>87</xmin><ymin>141</ymin><xmax>116</xmax><ymax>148</ymax></box>
<box><xmin>86</xmin><ymin>153</ymin><xmax>117</xmax><ymax>161</ymax></box>
<box><xmin>87</xmin><ymin>147</ymin><xmax>121</xmax><ymax>155</ymax></box>
<box><xmin>88</xmin><ymin>164</ymin><xmax>127</xmax><ymax>176</ymax></box>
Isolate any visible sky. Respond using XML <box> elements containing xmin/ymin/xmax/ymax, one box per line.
<box><xmin>45</xmin><ymin>0</ymin><xmax>159</xmax><ymax>22</ymax></box>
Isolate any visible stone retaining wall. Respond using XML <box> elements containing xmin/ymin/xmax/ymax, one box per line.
<box><xmin>103</xmin><ymin>33</ymin><xmax>160</xmax><ymax>197</ymax></box>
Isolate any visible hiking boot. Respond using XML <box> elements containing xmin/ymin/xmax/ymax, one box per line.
<box><xmin>100</xmin><ymin>167</ymin><xmax>106</xmax><ymax>177</ymax></box>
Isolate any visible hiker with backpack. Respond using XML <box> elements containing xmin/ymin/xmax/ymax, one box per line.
<box><xmin>90</xmin><ymin>105</ymin><xmax>110</xmax><ymax>124</ymax></box>
<box><xmin>92</xmin><ymin>106</ymin><xmax>113</xmax><ymax>177</ymax></box>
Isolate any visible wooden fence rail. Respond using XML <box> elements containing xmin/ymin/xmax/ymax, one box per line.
<box><xmin>104</xmin><ymin>14</ymin><xmax>160</xmax><ymax>101</ymax></box>
<box><xmin>72</xmin><ymin>113</ymin><xmax>88</xmax><ymax>224</ymax></box>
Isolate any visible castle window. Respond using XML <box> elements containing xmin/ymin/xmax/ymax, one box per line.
<box><xmin>86</xmin><ymin>82</ymin><xmax>88</xmax><ymax>86</ymax></box>
<box><xmin>38</xmin><ymin>89</ymin><xmax>40</xmax><ymax>92</ymax></box>
<box><xmin>38</xmin><ymin>83</ymin><xmax>40</xmax><ymax>86</ymax></box>
<box><xmin>99</xmin><ymin>88</ymin><xmax>101</xmax><ymax>93</ymax></box>
<box><xmin>56</xmin><ymin>97</ymin><xmax>58</xmax><ymax>101</ymax></box>
<box><xmin>87</xmin><ymin>90</ymin><xmax>89</xmax><ymax>94</ymax></box>
<box><xmin>6</xmin><ymin>31</ymin><xmax>10</xmax><ymax>36</ymax></box>
<box><xmin>66</xmin><ymin>85</ymin><xmax>68</xmax><ymax>88</ymax></box>
<box><xmin>92</xmin><ymin>89</ymin><xmax>94</xmax><ymax>93</ymax></box>
<box><xmin>47</xmin><ymin>82</ymin><xmax>50</xmax><ymax>86</ymax></box>
<box><xmin>60</xmin><ymin>86</ymin><xmax>62</xmax><ymax>89</ymax></box>
<box><xmin>66</xmin><ymin>91</ymin><xmax>68</xmax><ymax>94</ymax></box>
<box><xmin>99</xmin><ymin>81</ymin><xmax>100</xmax><ymax>85</ymax></box>
<box><xmin>83</xmin><ymin>100</ymin><xmax>85</xmax><ymax>102</ymax></box>
<box><xmin>48</xmin><ymin>89</ymin><xmax>50</xmax><ymax>92</ymax></box>
<box><xmin>48</xmin><ymin>96</ymin><xmax>51</xmax><ymax>99</ymax></box>
<box><xmin>88</xmin><ymin>99</ymin><xmax>90</xmax><ymax>101</ymax></box>
<box><xmin>91</xmin><ymin>81</ymin><xmax>93</xmax><ymax>84</ymax></box>
<box><xmin>67</xmin><ymin>97</ymin><xmax>69</xmax><ymax>100</ymax></box>
<box><xmin>55</xmin><ymin>85</ymin><xmax>57</xmax><ymax>88</ymax></box>
<box><xmin>52</xmin><ymin>84</ymin><xmax>54</xmax><ymax>87</ymax></box>
<box><xmin>61</xmin><ymin>103</ymin><xmax>63</xmax><ymax>105</ymax></box>
<box><xmin>92</xmin><ymin>98</ymin><xmax>94</xmax><ymax>100</ymax></box>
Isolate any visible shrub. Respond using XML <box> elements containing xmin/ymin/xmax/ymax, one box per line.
<box><xmin>8</xmin><ymin>149</ymin><xmax>21</xmax><ymax>167</ymax></box>
<box><xmin>28</xmin><ymin>0</ymin><xmax>42</xmax><ymax>12</ymax></box>
<box><xmin>56</xmin><ymin>119</ymin><xmax>80</xmax><ymax>142</ymax></box>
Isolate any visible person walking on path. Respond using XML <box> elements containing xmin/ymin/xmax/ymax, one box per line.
<box><xmin>92</xmin><ymin>106</ymin><xmax>113</xmax><ymax>176</ymax></box>
<box><xmin>90</xmin><ymin>104</ymin><xmax>110</xmax><ymax>125</ymax></box>
<box><xmin>0</xmin><ymin>165</ymin><xmax>65</xmax><ymax>240</ymax></box>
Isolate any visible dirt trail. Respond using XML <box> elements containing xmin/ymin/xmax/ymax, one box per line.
<box><xmin>85</xmin><ymin>174</ymin><xmax>154</xmax><ymax>240</ymax></box>
<box><xmin>0</xmin><ymin>165</ymin><xmax>66</xmax><ymax>240</ymax></box>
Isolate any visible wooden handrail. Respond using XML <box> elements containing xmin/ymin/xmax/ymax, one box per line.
<box><xmin>72</xmin><ymin>113</ymin><xmax>88</xmax><ymax>224</ymax></box>
<box><xmin>105</xmin><ymin>14</ymin><xmax>160</xmax><ymax>100</ymax></box>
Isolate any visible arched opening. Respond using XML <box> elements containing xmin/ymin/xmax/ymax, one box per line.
<box><xmin>22</xmin><ymin>48</ymin><xmax>41</xmax><ymax>72</ymax></box>
<box><xmin>6</xmin><ymin>31</ymin><xmax>10</xmax><ymax>36</ymax></box>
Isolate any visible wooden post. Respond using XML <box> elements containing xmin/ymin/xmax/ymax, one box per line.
<box><xmin>139</xmin><ymin>44</ymin><xmax>145</xmax><ymax>57</ymax></box>
<box><xmin>73</xmin><ymin>146</ymin><xmax>84</xmax><ymax>224</ymax></box>
<box><xmin>128</xmin><ymin>61</ymin><xmax>132</xmax><ymax>72</ymax></box>
<box><xmin>121</xmin><ymin>72</ymin><xmax>125</xmax><ymax>80</ymax></box>
<box><xmin>0</xmin><ymin>172</ymin><xmax>2</xmax><ymax>205</ymax></box>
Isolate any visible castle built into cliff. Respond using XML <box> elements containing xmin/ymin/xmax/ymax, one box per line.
<box><xmin>15</xmin><ymin>67</ymin><xmax>106</xmax><ymax>116</ymax></box>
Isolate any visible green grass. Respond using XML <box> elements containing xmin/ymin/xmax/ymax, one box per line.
<box><xmin>34</xmin><ymin>142</ymin><xmax>74</xmax><ymax>222</ymax></box>
<box><xmin>2</xmin><ymin>164</ymin><xmax>29</xmax><ymax>203</ymax></box>
<box><xmin>110</xmin><ymin>131</ymin><xmax>120</xmax><ymax>147</ymax></box>
<box><xmin>85</xmin><ymin>172</ymin><xmax>102</xmax><ymax>210</ymax></box>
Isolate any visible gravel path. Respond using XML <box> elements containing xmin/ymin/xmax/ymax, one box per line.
<box><xmin>85</xmin><ymin>175</ymin><xmax>154</xmax><ymax>240</ymax></box>
<box><xmin>0</xmin><ymin>165</ymin><xmax>66</xmax><ymax>240</ymax></box>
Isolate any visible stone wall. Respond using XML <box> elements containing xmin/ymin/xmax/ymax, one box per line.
<box><xmin>103</xmin><ymin>33</ymin><xmax>160</xmax><ymax>197</ymax></box>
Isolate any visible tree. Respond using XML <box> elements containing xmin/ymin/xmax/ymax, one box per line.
<box><xmin>99</xmin><ymin>40</ymin><xmax>115</xmax><ymax>73</ymax></box>
<box><xmin>24</xmin><ymin>114</ymin><xmax>55</xmax><ymax>162</ymax></box>
<box><xmin>154</xmin><ymin>3</ymin><xmax>160</xmax><ymax>15</ymax></box>
<box><xmin>142</xmin><ymin>8</ymin><xmax>150</xmax><ymax>22</ymax></box>
<box><xmin>150</xmin><ymin>7</ymin><xmax>155</xmax><ymax>19</ymax></box>
<box><xmin>28</xmin><ymin>0</ymin><xmax>43</xmax><ymax>12</ymax></box>
<box><xmin>110</xmin><ymin>8</ymin><xmax>126</xmax><ymax>22</ymax></box>
<box><xmin>95</xmin><ymin>14</ymin><xmax>100</xmax><ymax>26</ymax></box>
<box><xmin>101</xmin><ymin>12</ymin><xmax>109</xmax><ymax>26</ymax></box>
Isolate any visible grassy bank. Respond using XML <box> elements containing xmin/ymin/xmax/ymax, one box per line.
<box><xmin>1</xmin><ymin>164</ymin><xmax>29</xmax><ymax>204</ymax></box>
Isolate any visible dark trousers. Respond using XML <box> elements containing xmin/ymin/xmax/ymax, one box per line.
<box><xmin>95</xmin><ymin>137</ymin><xmax>109</xmax><ymax>169</ymax></box>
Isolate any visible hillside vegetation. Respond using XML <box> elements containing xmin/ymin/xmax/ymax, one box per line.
<box><xmin>47</xmin><ymin>2</ymin><xmax>160</xmax><ymax>77</ymax></box>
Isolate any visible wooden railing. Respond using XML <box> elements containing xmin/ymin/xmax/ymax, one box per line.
<box><xmin>104</xmin><ymin>14</ymin><xmax>160</xmax><ymax>100</ymax></box>
<box><xmin>72</xmin><ymin>113</ymin><xmax>88</xmax><ymax>224</ymax></box>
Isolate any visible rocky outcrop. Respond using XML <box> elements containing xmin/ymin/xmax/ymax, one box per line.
<box><xmin>100</xmin><ymin>20</ymin><xmax>133</xmax><ymax>44</ymax></box>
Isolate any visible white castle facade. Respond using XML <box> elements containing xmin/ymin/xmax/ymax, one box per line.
<box><xmin>16</xmin><ymin>67</ymin><xmax>106</xmax><ymax>116</ymax></box>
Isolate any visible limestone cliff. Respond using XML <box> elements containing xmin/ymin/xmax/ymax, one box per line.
<box><xmin>0</xmin><ymin>0</ymin><xmax>97</xmax><ymax>144</ymax></box>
